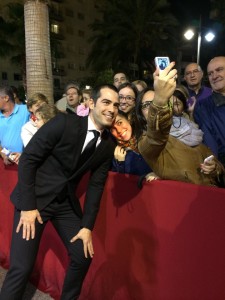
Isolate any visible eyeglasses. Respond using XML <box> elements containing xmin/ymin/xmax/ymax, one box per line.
<box><xmin>141</xmin><ymin>101</ymin><xmax>152</xmax><ymax>110</ymax></box>
<box><xmin>185</xmin><ymin>69</ymin><xmax>200</xmax><ymax>76</ymax></box>
<box><xmin>119</xmin><ymin>95</ymin><xmax>135</xmax><ymax>102</ymax></box>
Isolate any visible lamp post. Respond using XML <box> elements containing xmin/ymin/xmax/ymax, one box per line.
<box><xmin>184</xmin><ymin>16</ymin><xmax>215</xmax><ymax>65</ymax></box>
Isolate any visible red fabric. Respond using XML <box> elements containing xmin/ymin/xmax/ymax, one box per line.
<box><xmin>1</xmin><ymin>160</ymin><xmax>225</xmax><ymax>300</ymax></box>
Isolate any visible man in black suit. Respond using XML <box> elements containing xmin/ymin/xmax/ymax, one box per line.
<box><xmin>0</xmin><ymin>84</ymin><xmax>120</xmax><ymax>300</ymax></box>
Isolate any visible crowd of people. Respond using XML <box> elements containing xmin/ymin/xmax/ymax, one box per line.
<box><xmin>0</xmin><ymin>56</ymin><xmax>225</xmax><ymax>299</ymax></box>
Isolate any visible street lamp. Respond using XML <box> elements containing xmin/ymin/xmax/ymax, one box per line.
<box><xmin>184</xmin><ymin>18</ymin><xmax>215</xmax><ymax>65</ymax></box>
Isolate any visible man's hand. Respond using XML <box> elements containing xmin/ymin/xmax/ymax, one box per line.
<box><xmin>1</xmin><ymin>152</ymin><xmax>13</xmax><ymax>165</ymax></box>
<box><xmin>187</xmin><ymin>96</ymin><xmax>197</xmax><ymax>115</ymax></box>
<box><xmin>153</xmin><ymin>62</ymin><xmax>177</xmax><ymax>106</ymax></box>
<box><xmin>0</xmin><ymin>152</ymin><xmax>21</xmax><ymax>165</ymax></box>
<box><xmin>9</xmin><ymin>152</ymin><xmax>21</xmax><ymax>165</ymax></box>
<box><xmin>70</xmin><ymin>228</ymin><xmax>94</xmax><ymax>258</ymax></box>
<box><xmin>16</xmin><ymin>210</ymin><xmax>43</xmax><ymax>240</ymax></box>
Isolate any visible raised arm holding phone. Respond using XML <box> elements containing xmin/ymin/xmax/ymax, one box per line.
<box><xmin>137</xmin><ymin>62</ymin><xmax>224</xmax><ymax>186</ymax></box>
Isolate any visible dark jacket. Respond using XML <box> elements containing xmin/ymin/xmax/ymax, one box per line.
<box><xmin>11</xmin><ymin>113</ymin><xmax>116</xmax><ymax>230</ymax></box>
<box><xmin>111</xmin><ymin>150</ymin><xmax>151</xmax><ymax>176</ymax></box>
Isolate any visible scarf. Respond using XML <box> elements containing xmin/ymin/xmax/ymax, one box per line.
<box><xmin>170</xmin><ymin>116</ymin><xmax>203</xmax><ymax>146</ymax></box>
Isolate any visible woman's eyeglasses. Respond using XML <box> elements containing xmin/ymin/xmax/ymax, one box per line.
<box><xmin>119</xmin><ymin>95</ymin><xmax>135</xmax><ymax>102</ymax></box>
<box><xmin>141</xmin><ymin>101</ymin><xmax>152</xmax><ymax>110</ymax></box>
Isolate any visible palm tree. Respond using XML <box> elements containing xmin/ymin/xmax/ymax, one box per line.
<box><xmin>87</xmin><ymin>0</ymin><xmax>178</xmax><ymax>79</ymax></box>
<box><xmin>24</xmin><ymin>0</ymin><xmax>53</xmax><ymax>102</ymax></box>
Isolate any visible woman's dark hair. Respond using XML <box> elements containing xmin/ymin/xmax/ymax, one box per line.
<box><xmin>117</xmin><ymin>82</ymin><xmax>139</xmax><ymax>100</ymax></box>
<box><xmin>116</xmin><ymin>109</ymin><xmax>129</xmax><ymax>119</ymax></box>
<box><xmin>135</xmin><ymin>87</ymin><xmax>154</xmax><ymax>140</ymax></box>
<box><xmin>117</xmin><ymin>82</ymin><xmax>139</xmax><ymax>129</ymax></box>
<box><xmin>173</xmin><ymin>85</ymin><xmax>188</xmax><ymax>111</ymax></box>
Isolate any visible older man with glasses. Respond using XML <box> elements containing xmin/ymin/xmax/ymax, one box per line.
<box><xmin>194</xmin><ymin>56</ymin><xmax>225</xmax><ymax>167</ymax></box>
<box><xmin>184</xmin><ymin>63</ymin><xmax>212</xmax><ymax>107</ymax></box>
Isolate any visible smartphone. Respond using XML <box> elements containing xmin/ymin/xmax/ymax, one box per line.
<box><xmin>154</xmin><ymin>57</ymin><xmax>170</xmax><ymax>72</ymax></box>
<box><xmin>204</xmin><ymin>155</ymin><xmax>214</xmax><ymax>163</ymax></box>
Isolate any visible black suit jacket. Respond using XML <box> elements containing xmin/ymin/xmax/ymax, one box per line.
<box><xmin>11</xmin><ymin>113</ymin><xmax>116</xmax><ymax>230</ymax></box>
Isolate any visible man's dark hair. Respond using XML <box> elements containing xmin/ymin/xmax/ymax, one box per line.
<box><xmin>113</xmin><ymin>71</ymin><xmax>129</xmax><ymax>81</ymax></box>
<box><xmin>91</xmin><ymin>84</ymin><xmax>118</xmax><ymax>104</ymax></box>
<box><xmin>0</xmin><ymin>85</ymin><xmax>15</xmax><ymax>103</ymax></box>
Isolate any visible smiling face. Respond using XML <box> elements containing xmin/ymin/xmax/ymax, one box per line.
<box><xmin>111</xmin><ymin>114</ymin><xmax>132</xmax><ymax>142</ymax></box>
<box><xmin>207</xmin><ymin>56</ymin><xmax>225</xmax><ymax>95</ymax></box>
<box><xmin>119</xmin><ymin>87</ymin><xmax>136</xmax><ymax>114</ymax></box>
<box><xmin>89</xmin><ymin>87</ymin><xmax>120</xmax><ymax>130</ymax></box>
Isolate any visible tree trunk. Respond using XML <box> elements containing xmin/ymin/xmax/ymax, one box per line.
<box><xmin>24</xmin><ymin>0</ymin><xmax>53</xmax><ymax>103</ymax></box>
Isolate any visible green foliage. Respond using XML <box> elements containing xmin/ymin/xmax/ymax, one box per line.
<box><xmin>87</xmin><ymin>0</ymin><xmax>178</xmax><ymax>79</ymax></box>
<box><xmin>79</xmin><ymin>69</ymin><xmax>114</xmax><ymax>88</ymax></box>
<box><xmin>94</xmin><ymin>69</ymin><xmax>114</xmax><ymax>85</ymax></box>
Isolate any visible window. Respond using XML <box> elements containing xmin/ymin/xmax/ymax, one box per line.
<box><xmin>2</xmin><ymin>72</ymin><xmax>7</xmax><ymax>80</ymax></box>
<box><xmin>14</xmin><ymin>73</ymin><xmax>22</xmax><ymax>81</ymax></box>
<box><xmin>78</xmin><ymin>12</ymin><xmax>85</xmax><ymax>20</ymax></box>
<box><xmin>78</xmin><ymin>30</ymin><xmax>85</xmax><ymax>37</ymax></box>
<box><xmin>51</xmin><ymin>23</ymin><xmax>59</xmax><ymax>34</ymax></box>
<box><xmin>67</xmin><ymin>26</ymin><xmax>74</xmax><ymax>35</ymax></box>
<box><xmin>79</xmin><ymin>47</ymin><xmax>85</xmax><ymax>55</ymax></box>
<box><xmin>79</xmin><ymin>65</ymin><xmax>85</xmax><ymax>71</ymax></box>
<box><xmin>65</xmin><ymin>8</ymin><xmax>74</xmax><ymax>17</ymax></box>
<box><xmin>68</xmin><ymin>63</ymin><xmax>76</xmax><ymax>70</ymax></box>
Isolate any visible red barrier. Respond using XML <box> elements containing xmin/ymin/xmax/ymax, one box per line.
<box><xmin>1</xmin><ymin>160</ymin><xmax>225</xmax><ymax>300</ymax></box>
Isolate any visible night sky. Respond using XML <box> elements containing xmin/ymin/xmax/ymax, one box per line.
<box><xmin>168</xmin><ymin>0</ymin><xmax>224</xmax><ymax>69</ymax></box>
<box><xmin>169</xmin><ymin>0</ymin><xmax>211</xmax><ymax>26</ymax></box>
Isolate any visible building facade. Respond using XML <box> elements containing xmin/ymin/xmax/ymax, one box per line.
<box><xmin>0</xmin><ymin>0</ymin><xmax>103</xmax><ymax>100</ymax></box>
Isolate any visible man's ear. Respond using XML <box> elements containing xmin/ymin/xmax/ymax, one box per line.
<box><xmin>89</xmin><ymin>98</ymin><xmax>95</xmax><ymax>109</ymax></box>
